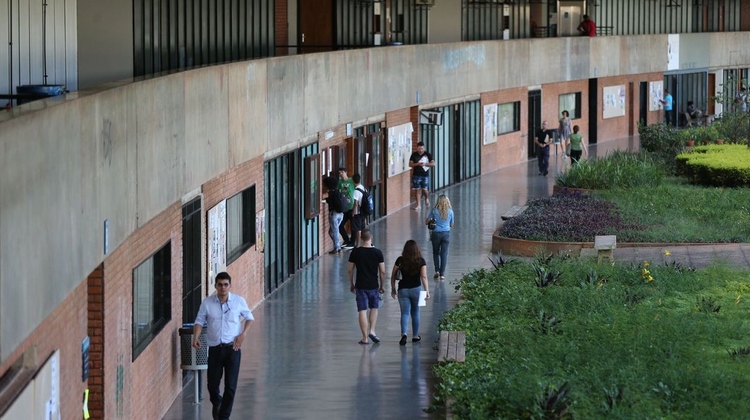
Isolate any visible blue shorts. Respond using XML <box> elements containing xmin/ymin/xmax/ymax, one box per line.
<box><xmin>355</xmin><ymin>289</ymin><xmax>380</xmax><ymax>311</ymax></box>
<box><xmin>411</xmin><ymin>175</ymin><xmax>429</xmax><ymax>190</ymax></box>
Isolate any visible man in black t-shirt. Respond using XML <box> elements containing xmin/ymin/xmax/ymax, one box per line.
<box><xmin>409</xmin><ymin>141</ymin><xmax>435</xmax><ymax>211</ymax></box>
<box><xmin>347</xmin><ymin>229</ymin><xmax>386</xmax><ymax>345</ymax></box>
<box><xmin>535</xmin><ymin>121</ymin><xmax>552</xmax><ymax>176</ymax></box>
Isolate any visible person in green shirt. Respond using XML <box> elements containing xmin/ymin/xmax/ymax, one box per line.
<box><xmin>568</xmin><ymin>125</ymin><xmax>588</xmax><ymax>164</ymax></box>
<box><xmin>337</xmin><ymin>167</ymin><xmax>356</xmax><ymax>248</ymax></box>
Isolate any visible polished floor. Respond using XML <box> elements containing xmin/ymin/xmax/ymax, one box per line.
<box><xmin>162</xmin><ymin>137</ymin><xmax>654</xmax><ymax>420</ymax></box>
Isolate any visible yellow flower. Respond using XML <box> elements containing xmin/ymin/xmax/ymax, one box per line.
<box><xmin>664</xmin><ymin>250</ymin><xmax>671</xmax><ymax>256</ymax></box>
<box><xmin>643</xmin><ymin>260</ymin><xmax>650</xmax><ymax>267</ymax></box>
<box><xmin>648</xmin><ymin>275</ymin><xmax>654</xmax><ymax>282</ymax></box>
<box><xmin>642</xmin><ymin>268</ymin><xmax>650</xmax><ymax>275</ymax></box>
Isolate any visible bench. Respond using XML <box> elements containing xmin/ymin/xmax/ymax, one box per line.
<box><xmin>594</xmin><ymin>235</ymin><xmax>617</xmax><ymax>263</ymax></box>
<box><xmin>501</xmin><ymin>205</ymin><xmax>527</xmax><ymax>221</ymax></box>
<box><xmin>438</xmin><ymin>331</ymin><xmax>466</xmax><ymax>364</ymax></box>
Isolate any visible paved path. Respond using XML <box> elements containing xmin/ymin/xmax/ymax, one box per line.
<box><xmin>163</xmin><ymin>136</ymin><xmax>749</xmax><ymax>420</ymax></box>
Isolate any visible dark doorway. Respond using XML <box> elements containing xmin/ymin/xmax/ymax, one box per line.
<box><xmin>182</xmin><ymin>197</ymin><xmax>202</xmax><ymax>324</ymax></box>
<box><xmin>639</xmin><ymin>81</ymin><xmax>648</xmax><ymax>126</ymax></box>
<box><xmin>588</xmin><ymin>78</ymin><xmax>598</xmax><ymax>144</ymax></box>
<box><xmin>299</xmin><ymin>0</ymin><xmax>334</xmax><ymax>53</ymax></box>
<box><xmin>527</xmin><ymin>89</ymin><xmax>542</xmax><ymax>158</ymax></box>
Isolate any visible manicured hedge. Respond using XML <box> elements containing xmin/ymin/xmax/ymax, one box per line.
<box><xmin>675</xmin><ymin>145</ymin><xmax>750</xmax><ymax>187</ymax></box>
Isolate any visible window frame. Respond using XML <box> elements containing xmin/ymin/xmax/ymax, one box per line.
<box><xmin>226</xmin><ymin>185</ymin><xmax>257</xmax><ymax>265</ymax></box>
<box><xmin>132</xmin><ymin>242</ymin><xmax>172</xmax><ymax>360</ymax></box>
<box><xmin>559</xmin><ymin>92</ymin><xmax>582</xmax><ymax>119</ymax></box>
<box><xmin>497</xmin><ymin>101</ymin><xmax>521</xmax><ymax>134</ymax></box>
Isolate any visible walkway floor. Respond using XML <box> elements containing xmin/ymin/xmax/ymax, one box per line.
<box><xmin>163</xmin><ymin>136</ymin><xmax>748</xmax><ymax>420</ymax></box>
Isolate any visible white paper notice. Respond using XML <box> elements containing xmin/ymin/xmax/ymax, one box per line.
<box><xmin>418</xmin><ymin>291</ymin><xmax>427</xmax><ymax>306</ymax></box>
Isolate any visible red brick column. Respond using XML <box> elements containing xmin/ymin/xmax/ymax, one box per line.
<box><xmin>87</xmin><ymin>264</ymin><xmax>105</xmax><ymax>419</ymax></box>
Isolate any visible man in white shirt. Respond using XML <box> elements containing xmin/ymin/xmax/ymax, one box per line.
<box><xmin>193</xmin><ymin>272</ymin><xmax>254</xmax><ymax>420</ymax></box>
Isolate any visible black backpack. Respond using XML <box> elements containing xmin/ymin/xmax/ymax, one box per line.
<box><xmin>356</xmin><ymin>186</ymin><xmax>373</xmax><ymax>216</ymax></box>
<box><xmin>330</xmin><ymin>190</ymin><xmax>347</xmax><ymax>213</ymax></box>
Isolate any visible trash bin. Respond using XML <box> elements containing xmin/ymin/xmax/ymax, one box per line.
<box><xmin>180</xmin><ymin>324</ymin><xmax>208</xmax><ymax>370</ymax></box>
<box><xmin>179</xmin><ymin>324</ymin><xmax>208</xmax><ymax>403</ymax></box>
<box><xmin>16</xmin><ymin>84</ymin><xmax>66</xmax><ymax>105</ymax></box>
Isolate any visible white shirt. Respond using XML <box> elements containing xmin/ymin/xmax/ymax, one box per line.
<box><xmin>353</xmin><ymin>184</ymin><xmax>364</xmax><ymax>215</ymax></box>
<box><xmin>194</xmin><ymin>292</ymin><xmax>254</xmax><ymax>347</ymax></box>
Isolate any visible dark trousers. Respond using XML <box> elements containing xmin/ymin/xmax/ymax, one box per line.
<box><xmin>570</xmin><ymin>149</ymin><xmax>583</xmax><ymax>163</ymax></box>
<box><xmin>536</xmin><ymin>146</ymin><xmax>550</xmax><ymax>174</ymax></box>
<box><xmin>665</xmin><ymin>110</ymin><xmax>673</xmax><ymax>127</ymax></box>
<box><xmin>339</xmin><ymin>210</ymin><xmax>353</xmax><ymax>244</ymax></box>
<box><xmin>207</xmin><ymin>345</ymin><xmax>242</xmax><ymax>420</ymax></box>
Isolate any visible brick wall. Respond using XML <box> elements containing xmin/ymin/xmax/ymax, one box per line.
<box><xmin>480</xmin><ymin>87</ymin><xmax>530</xmax><ymax>171</ymax></box>
<box><xmin>87</xmin><ymin>265</ymin><xmax>105</xmax><ymax>419</ymax></box>
<box><xmin>102</xmin><ymin>202</ymin><xmax>183</xmax><ymax>420</ymax></box>
<box><xmin>596</xmin><ymin>73</ymin><xmax>664</xmax><ymax>142</ymax></box>
<box><xmin>203</xmin><ymin>156</ymin><xmax>266</xmax><ymax>306</ymax></box>
<box><xmin>0</xmin><ymin>279</ymin><xmax>88</xmax><ymax>420</ymax></box>
<box><xmin>275</xmin><ymin>0</ymin><xmax>289</xmax><ymax>56</ymax></box>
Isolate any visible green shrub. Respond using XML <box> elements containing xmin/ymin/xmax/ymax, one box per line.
<box><xmin>433</xmin><ymin>258</ymin><xmax>750</xmax><ymax>419</ymax></box>
<box><xmin>637</xmin><ymin>122</ymin><xmax>686</xmax><ymax>174</ymax></box>
<box><xmin>555</xmin><ymin>150</ymin><xmax>664</xmax><ymax>190</ymax></box>
<box><xmin>713</xmin><ymin>111</ymin><xmax>750</xmax><ymax>145</ymax></box>
<box><xmin>675</xmin><ymin>144</ymin><xmax>750</xmax><ymax>187</ymax></box>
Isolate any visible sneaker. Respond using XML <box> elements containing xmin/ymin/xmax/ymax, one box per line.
<box><xmin>399</xmin><ymin>335</ymin><xmax>407</xmax><ymax>346</ymax></box>
<box><xmin>543</xmin><ymin>171</ymin><xmax>548</xmax><ymax>176</ymax></box>
<box><xmin>342</xmin><ymin>243</ymin><xmax>354</xmax><ymax>250</ymax></box>
<box><xmin>412</xmin><ymin>336</ymin><xmax>421</xmax><ymax>342</ymax></box>
<box><xmin>433</xmin><ymin>272</ymin><xmax>440</xmax><ymax>279</ymax></box>
<box><xmin>328</xmin><ymin>249</ymin><xmax>341</xmax><ymax>255</ymax></box>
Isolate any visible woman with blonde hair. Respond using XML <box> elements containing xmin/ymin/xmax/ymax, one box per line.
<box><xmin>390</xmin><ymin>240</ymin><xmax>430</xmax><ymax>345</ymax></box>
<box><xmin>425</xmin><ymin>194</ymin><xmax>455</xmax><ymax>280</ymax></box>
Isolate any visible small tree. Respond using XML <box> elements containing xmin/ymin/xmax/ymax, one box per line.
<box><xmin>711</xmin><ymin>75</ymin><xmax>750</xmax><ymax>146</ymax></box>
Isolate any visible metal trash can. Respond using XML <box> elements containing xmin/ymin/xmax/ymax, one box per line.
<box><xmin>179</xmin><ymin>324</ymin><xmax>208</xmax><ymax>403</ymax></box>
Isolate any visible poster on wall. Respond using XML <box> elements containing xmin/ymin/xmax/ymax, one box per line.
<box><xmin>649</xmin><ymin>81</ymin><xmax>664</xmax><ymax>111</ymax></box>
<box><xmin>256</xmin><ymin>209</ymin><xmax>265</xmax><ymax>253</ymax></box>
<box><xmin>387</xmin><ymin>122</ymin><xmax>415</xmax><ymax>178</ymax></box>
<box><xmin>483</xmin><ymin>103</ymin><xmax>498</xmax><ymax>145</ymax></box>
<box><xmin>602</xmin><ymin>85</ymin><xmax>626</xmax><ymax>119</ymax></box>
<box><xmin>208</xmin><ymin>200</ymin><xmax>227</xmax><ymax>286</ymax></box>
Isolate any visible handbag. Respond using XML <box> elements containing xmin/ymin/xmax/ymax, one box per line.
<box><xmin>565</xmin><ymin>143</ymin><xmax>571</xmax><ymax>156</ymax></box>
<box><xmin>427</xmin><ymin>218</ymin><xmax>437</xmax><ymax>231</ymax></box>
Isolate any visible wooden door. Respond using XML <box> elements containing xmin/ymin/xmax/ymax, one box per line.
<box><xmin>707</xmin><ymin>73</ymin><xmax>716</xmax><ymax>115</ymax></box>
<box><xmin>299</xmin><ymin>0</ymin><xmax>334</xmax><ymax>53</ymax></box>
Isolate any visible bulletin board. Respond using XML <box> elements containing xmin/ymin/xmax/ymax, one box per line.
<box><xmin>387</xmin><ymin>122</ymin><xmax>414</xmax><ymax>177</ymax></box>
<box><xmin>603</xmin><ymin>85</ymin><xmax>626</xmax><ymax>119</ymax></box>
<box><xmin>483</xmin><ymin>103</ymin><xmax>498</xmax><ymax>145</ymax></box>
<box><xmin>649</xmin><ymin>81</ymin><xmax>664</xmax><ymax>111</ymax></box>
<box><xmin>208</xmin><ymin>200</ymin><xmax>227</xmax><ymax>285</ymax></box>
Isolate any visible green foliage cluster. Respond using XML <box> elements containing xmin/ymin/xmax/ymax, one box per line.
<box><xmin>637</xmin><ymin>122</ymin><xmax>685</xmax><ymax>174</ymax></box>
<box><xmin>555</xmin><ymin>151</ymin><xmax>665</xmax><ymax>189</ymax></box>
<box><xmin>681</xmin><ymin>125</ymin><xmax>720</xmax><ymax>145</ymax></box>
<box><xmin>433</xmin><ymin>256</ymin><xmax>750</xmax><ymax>419</ymax></box>
<box><xmin>675</xmin><ymin>144</ymin><xmax>750</xmax><ymax>187</ymax></box>
<box><xmin>712</xmin><ymin>111</ymin><xmax>750</xmax><ymax>145</ymax></box>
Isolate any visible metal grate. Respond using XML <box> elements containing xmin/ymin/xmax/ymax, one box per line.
<box><xmin>179</xmin><ymin>329</ymin><xmax>208</xmax><ymax>370</ymax></box>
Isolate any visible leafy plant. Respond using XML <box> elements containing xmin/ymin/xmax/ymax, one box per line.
<box><xmin>727</xmin><ymin>346</ymin><xmax>750</xmax><ymax>359</ymax></box>
<box><xmin>531</xmin><ymin>310</ymin><xmax>562</xmax><ymax>335</ymax></box>
<box><xmin>696</xmin><ymin>296</ymin><xmax>721</xmax><ymax>313</ymax></box>
<box><xmin>532</xmin><ymin>264</ymin><xmax>562</xmax><ymax>287</ymax></box>
<box><xmin>556</xmin><ymin>150</ymin><xmax>665</xmax><ymax>189</ymax></box>
<box><xmin>488</xmin><ymin>252</ymin><xmax>515</xmax><ymax>270</ymax></box>
<box><xmin>537</xmin><ymin>381</ymin><xmax>573</xmax><ymax>419</ymax></box>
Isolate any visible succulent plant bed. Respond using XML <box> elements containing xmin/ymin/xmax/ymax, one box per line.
<box><xmin>431</xmin><ymin>254</ymin><xmax>750</xmax><ymax>419</ymax></box>
<box><xmin>497</xmin><ymin>179</ymin><xmax>750</xmax><ymax>246</ymax></box>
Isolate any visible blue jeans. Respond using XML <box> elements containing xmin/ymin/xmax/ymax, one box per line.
<box><xmin>431</xmin><ymin>231</ymin><xmax>450</xmax><ymax>275</ymax></box>
<box><xmin>398</xmin><ymin>286</ymin><xmax>422</xmax><ymax>336</ymax></box>
<box><xmin>207</xmin><ymin>345</ymin><xmax>242</xmax><ymax>419</ymax></box>
<box><xmin>329</xmin><ymin>211</ymin><xmax>343</xmax><ymax>250</ymax></box>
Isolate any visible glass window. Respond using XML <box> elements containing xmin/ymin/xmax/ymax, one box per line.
<box><xmin>559</xmin><ymin>93</ymin><xmax>582</xmax><ymax>119</ymax></box>
<box><xmin>132</xmin><ymin>242</ymin><xmax>171</xmax><ymax>360</ymax></box>
<box><xmin>227</xmin><ymin>185</ymin><xmax>257</xmax><ymax>264</ymax></box>
<box><xmin>497</xmin><ymin>101</ymin><xmax>521</xmax><ymax>134</ymax></box>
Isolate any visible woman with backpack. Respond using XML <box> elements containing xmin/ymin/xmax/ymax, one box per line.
<box><xmin>390</xmin><ymin>240</ymin><xmax>430</xmax><ymax>345</ymax></box>
<box><xmin>425</xmin><ymin>194</ymin><xmax>455</xmax><ymax>280</ymax></box>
